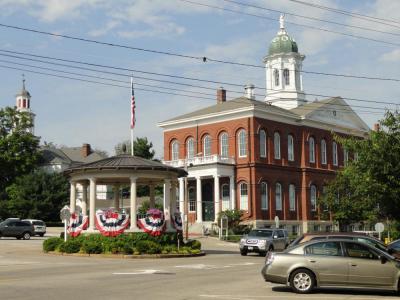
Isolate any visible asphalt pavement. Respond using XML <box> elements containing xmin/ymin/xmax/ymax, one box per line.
<box><xmin>0</xmin><ymin>231</ymin><xmax>398</xmax><ymax>300</ymax></box>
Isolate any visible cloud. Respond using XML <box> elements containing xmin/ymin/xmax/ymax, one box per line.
<box><xmin>88</xmin><ymin>20</ymin><xmax>121</xmax><ymax>37</ymax></box>
<box><xmin>379</xmin><ymin>49</ymin><xmax>400</xmax><ymax>62</ymax></box>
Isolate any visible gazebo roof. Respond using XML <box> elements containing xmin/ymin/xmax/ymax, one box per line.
<box><xmin>64</xmin><ymin>154</ymin><xmax>187</xmax><ymax>177</ymax></box>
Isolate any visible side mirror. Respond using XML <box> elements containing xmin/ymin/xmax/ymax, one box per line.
<box><xmin>380</xmin><ymin>255</ymin><xmax>388</xmax><ymax>264</ymax></box>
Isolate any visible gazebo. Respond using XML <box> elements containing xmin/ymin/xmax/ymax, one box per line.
<box><xmin>64</xmin><ymin>154</ymin><xmax>187</xmax><ymax>232</ymax></box>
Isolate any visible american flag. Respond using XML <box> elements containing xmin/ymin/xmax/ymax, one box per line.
<box><xmin>130</xmin><ymin>77</ymin><xmax>135</xmax><ymax>129</ymax></box>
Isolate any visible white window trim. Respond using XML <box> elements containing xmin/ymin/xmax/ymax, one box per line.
<box><xmin>288</xmin><ymin>134</ymin><xmax>294</xmax><ymax>161</ymax></box>
<box><xmin>220</xmin><ymin>133</ymin><xmax>229</xmax><ymax>158</ymax></box>
<box><xmin>203</xmin><ymin>135</ymin><xmax>211</xmax><ymax>157</ymax></box>
<box><xmin>310</xmin><ymin>185</ymin><xmax>317</xmax><ymax>211</ymax></box>
<box><xmin>275</xmin><ymin>183</ymin><xmax>282</xmax><ymax>211</ymax></box>
<box><xmin>289</xmin><ymin>184</ymin><xmax>295</xmax><ymax>211</ymax></box>
<box><xmin>333</xmin><ymin>142</ymin><xmax>338</xmax><ymax>166</ymax></box>
<box><xmin>260</xmin><ymin>130</ymin><xmax>266</xmax><ymax>158</ymax></box>
<box><xmin>321</xmin><ymin>139</ymin><xmax>327</xmax><ymax>165</ymax></box>
<box><xmin>274</xmin><ymin>132</ymin><xmax>281</xmax><ymax>159</ymax></box>
<box><xmin>238</xmin><ymin>130</ymin><xmax>247</xmax><ymax>158</ymax></box>
<box><xmin>239</xmin><ymin>182</ymin><xmax>248</xmax><ymax>211</ymax></box>
<box><xmin>309</xmin><ymin>137</ymin><xmax>315</xmax><ymax>163</ymax></box>
<box><xmin>221</xmin><ymin>184</ymin><xmax>230</xmax><ymax>211</ymax></box>
<box><xmin>171</xmin><ymin>140</ymin><xmax>179</xmax><ymax>161</ymax></box>
<box><xmin>187</xmin><ymin>138</ymin><xmax>194</xmax><ymax>159</ymax></box>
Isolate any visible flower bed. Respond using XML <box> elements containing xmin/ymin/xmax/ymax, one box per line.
<box><xmin>43</xmin><ymin>232</ymin><xmax>201</xmax><ymax>256</ymax></box>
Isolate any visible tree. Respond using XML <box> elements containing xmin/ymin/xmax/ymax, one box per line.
<box><xmin>0</xmin><ymin>170</ymin><xmax>69</xmax><ymax>221</ymax></box>
<box><xmin>320</xmin><ymin>110</ymin><xmax>400</xmax><ymax>227</ymax></box>
<box><xmin>0</xmin><ymin>107</ymin><xmax>40</xmax><ymax>193</ymax></box>
<box><xmin>114</xmin><ymin>137</ymin><xmax>155</xmax><ymax>159</ymax></box>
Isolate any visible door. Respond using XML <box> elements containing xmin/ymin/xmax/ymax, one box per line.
<box><xmin>304</xmin><ymin>241</ymin><xmax>349</xmax><ymax>286</ymax></box>
<box><xmin>273</xmin><ymin>230</ymin><xmax>286</xmax><ymax>250</ymax></box>
<box><xmin>344</xmin><ymin>242</ymin><xmax>396</xmax><ymax>287</ymax></box>
<box><xmin>202</xmin><ymin>182</ymin><xmax>214</xmax><ymax>221</ymax></box>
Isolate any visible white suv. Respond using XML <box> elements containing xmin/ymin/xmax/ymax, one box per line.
<box><xmin>22</xmin><ymin>219</ymin><xmax>46</xmax><ymax>237</ymax></box>
<box><xmin>240</xmin><ymin>228</ymin><xmax>289</xmax><ymax>256</ymax></box>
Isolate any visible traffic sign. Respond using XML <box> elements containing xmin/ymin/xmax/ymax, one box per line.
<box><xmin>60</xmin><ymin>205</ymin><xmax>71</xmax><ymax>221</ymax></box>
<box><xmin>375</xmin><ymin>222</ymin><xmax>384</xmax><ymax>233</ymax></box>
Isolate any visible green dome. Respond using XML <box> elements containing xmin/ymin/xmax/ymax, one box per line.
<box><xmin>268</xmin><ymin>33</ymin><xmax>298</xmax><ymax>56</ymax></box>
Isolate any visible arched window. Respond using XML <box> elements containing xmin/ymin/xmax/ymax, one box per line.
<box><xmin>238</xmin><ymin>129</ymin><xmax>247</xmax><ymax>157</ymax></box>
<box><xmin>283</xmin><ymin>68</ymin><xmax>290</xmax><ymax>85</ymax></box>
<box><xmin>288</xmin><ymin>134</ymin><xmax>294</xmax><ymax>161</ymax></box>
<box><xmin>274</xmin><ymin>132</ymin><xmax>281</xmax><ymax>159</ymax></box>
<box><xmin>239</xmin><ymin>182</ymin><xmax>248</xmax><ymax>211</ymax></box>
<box><xmin>274</xmin><ymin>69</ymin><xmax>279</xmax><ymax>86</ymax></box>
<box><xmin>171</xmin><ymin>140</ymin><xmax>179</xmax><ymax>161</ymax></box>
<box><xmin>259</xmin><ymin>130</ymin><xmax>266</xmax><ymax>158</ymax></box>
<box><xmin>289</xmin><ymin>184</ymin><xmax>296</xmax><ymax>211</ymax></box>
<box><xmin>220</xmin><ymin>132</ymin><xmax>229</xmax><ymax>158</ymax></box>
<box><xmin>321</xmin><ymin>139</ymin><xmax>327</xmax><ymax>165</ymax></box>
<box><xmin>261</xmin><ymin>182</ymin><xmax>268</xmax><ymax>210</ymax></box>
<box><xmin>275</xmin><ymin>183</ymin><xmax>282</xmax><ymax>211</ymax></box>
<box><xmin>310</xmin><ymin>185</ymin><xmax>317</xmax><ymax>211</ymax></box>
<box><xmin>203</xmin><ymin>135</ymin><xmax>211</xmax><ymax>157</ymax></box>
<box><xmin>188</xmin><ymin>187</ymin><xmax>196</xmax><ymax>212</ymax></box>
<box><xmin>309</xmin><ymin>137</ymin><xmax>315</xmax><ymax>163</ymax></box>
<box><xmin>221</xmin><ymin>184</ymin><xmax>230</xmax><ymax>211</ymax></box>
<box><xmin>186</xmin><ymin>138</ymin><xmax>194</xmax><ymax>159</ymax></box>
<box><xmin>333</xmin><ymin>142</ymin><xmax>338</xmax><ymax>166</ymax></box>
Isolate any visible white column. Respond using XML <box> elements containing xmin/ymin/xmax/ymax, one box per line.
<box><xmin>178</xmin><ymin>177</ymin><xmax>185</xmax><ymax>215</ymax></box>
<box><xmin>130</xmin><ymin>177</ymin><xmax>138</xmax><ymax>231</ymax></box>
<box><xmin>164</xmin><ymin>179</ymin><xmax>172</xmax><ymax>231</ymax></box>
<box><xmin>89</xmin><ymin>178</ymin><xmax>96</xmax><ymax>230</ymax></box>
<box><xmin>113</xmin><ymin>184</ymin><xmax>120</xmax><ymax>211</ymax></box>
<box><xmin>171</xmin><ymin>181</ymin><xmax>177</xmax><ymax>214</ymax></box>
<box><xmin>149</xmin><ymin>184</ymin><xmax>155</xmax><ymax>209</ymax></box>
<box><xmin>196</xmin><ymin>177</ymin><xmax>202</xmax><ymax>223</ymax></box>
<box><xmin>230</xmin><ymin>175</ymin><xmax>236</xmax><ymax>210</ymax></box>
<box><xmin>81</xmin><ymin>183</ymin><xmax>88</xmax><ymax>216</ymax></box>
<box><xmin>69</xmin><ymin>181</ymin><xmax>76</xmax><ymax>214</ymax></box>
<box><xmin>214</xmin><ymin>175</ymin><xmax>220</xmax><ymax>222</ymax></box>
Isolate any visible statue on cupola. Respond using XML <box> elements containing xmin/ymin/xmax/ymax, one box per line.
<box><xmin>264</xmin><ymin>14</ymin><xmax>307</xmax><ymax>110</ymax></box>
<box><xmin>15</xmin><ymin>75</ymin><xmax>35</xmax><ymax>134</ymax></box>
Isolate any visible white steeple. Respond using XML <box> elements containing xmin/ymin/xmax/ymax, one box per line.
<box><xmin>263</xmin><ymin>14</ymin><xmax>306</xmax><ymax>110</ymax></box>
<box><xmin>15</xmin><ymin>75</ymin><xmax>35</xmax><ymax>134</ymax></box>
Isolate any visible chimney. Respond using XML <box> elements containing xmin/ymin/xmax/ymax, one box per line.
<box><xmin>81</xmin><ymin>143</ymin><xmax>91</xmax><ymax>157</ymax></box>
<box><xmin>217</xmin><ymin>87</ymin><xmax>226</xmax><ymax>104</ymax></box>
<box><xmin>373</xmin><ymin>123</ymin><xmax>380</xmax><ymax>131</ymax></box>
<box><xmin>244</xmin><ymin>84</ymin><xmax>255</xmax><ymax>100</ymax></box>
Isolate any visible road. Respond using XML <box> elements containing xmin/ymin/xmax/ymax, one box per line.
<box><xmin>0</xmin><ymin>232</ymin><xmax>397</xmax><ymax>300</ymax></box>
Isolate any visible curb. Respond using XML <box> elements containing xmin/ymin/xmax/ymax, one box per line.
<box><xmin>45</xmin><ymin>251</ymin><xmax>206</xmax><ymax>259</ymax></box>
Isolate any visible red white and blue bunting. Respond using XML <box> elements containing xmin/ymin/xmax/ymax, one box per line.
<box><xmin>67</xmin><ymin>213</ymin><xmax>89</xmax><ymax>237</ymax></box>
<box><xmin>171</xmin><ymin>211</ymin><xmax>183</xmax><ymax>232</ymax></box>
<box><xmin>95</xmin><ymin>209</ymin><xmax>130</xmax><ymax>237</ymax></box>
<box><xmin>137</xmin><ymin>208</ymin><xmax>166</xmax><ymax>236</ymax></box>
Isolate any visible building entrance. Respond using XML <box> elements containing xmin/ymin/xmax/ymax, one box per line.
<box><xmin>202</xmin><ymin>182</ymin><xmax>214</xmax><ymax>221</ymax></box>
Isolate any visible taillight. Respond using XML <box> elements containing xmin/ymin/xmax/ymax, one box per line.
<box><xmin>265</xmin><ymin>252</ymin><xmax>275</xmax><ymax>265</ymax></box>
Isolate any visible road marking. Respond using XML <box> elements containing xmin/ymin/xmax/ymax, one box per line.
<box><xmin>199</xmin><ymin>295</ymin><xmax>392</xmax><ymax>300</ymax></box>
<box><xmin>175</xmin><ymin>264</ymin><xmax>218</xmax><ymax>270</ymax></box>
<box><xmin>113</xmin><ymin>270</ymin><xmax>174</xmax><ymax>275</ymax></box>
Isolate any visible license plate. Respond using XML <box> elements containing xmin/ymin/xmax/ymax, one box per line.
<box><xmin>248</xmin><ymin>247</ymin><xmax>253</xmax><ymax>250</ymax></box>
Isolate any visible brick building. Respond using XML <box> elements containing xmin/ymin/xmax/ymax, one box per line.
<box><xmin>158</xmin><ymin>16</ymin><xmax>369</xmax><ymax>234</ymax></box>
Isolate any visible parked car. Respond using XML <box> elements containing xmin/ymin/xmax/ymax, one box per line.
<box><xmin>289</xmin><ymin>232</ymin><xmax>389</xmax><ymax>255</ymax></box>
<box><xmin>22</xmin><ymin>219</ymin><xmax>46</xmax><ymax>237</ymax></box>
<box><xmin>261</xmin><ymin>239</ymin><xmax>400</xmax><ymax>294</ymax></box>
<box><xmin>0</xmin><ymin>219</ymin><xmax>34</xmax><ymax>240</ymax></box>
<box><xmin>240</xmin><ymin>228</ymin><xmax>289</xmax><ymax>256</ymax></box>
<box><xmin>388</xmin><ymin>239</ymin><xmax>400</xmax><ymax>259</ymax></box>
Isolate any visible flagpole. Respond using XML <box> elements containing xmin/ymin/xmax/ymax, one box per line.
<box><xmin>130</xmin><ymin>76</ymin><xmax>135</xmax><ymax>156</ymax></box>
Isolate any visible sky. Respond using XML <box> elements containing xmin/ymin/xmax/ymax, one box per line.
<box><xmin>0</xmin><ymin>0</ymin><xmax>399</xmax><ymax>159</ymax></box>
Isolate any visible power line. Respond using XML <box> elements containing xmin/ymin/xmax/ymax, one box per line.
<box><xmin>179</xmin><ymin>0</ymin><xmax>400</xmax><ymax>49</ymax></box>
<box><xmin>1</xmin><ymin>22</ymin><xmax>400</xmax><ymax>82</ymax></box>
<box><xmin>0</xmin><ymin>48</ymin><xmax>398</xmax><ymax>108</ymax></box>
<box><xmin>221</xmin><ymin>0</ymin><xmax>400</xmax><ymax>37</ymax></box>
<box><xmin>0</xmin><ymin>62</ymin><xmax>388</xmax><ymax>115</ymax></box>
<box><xmin>286</xmin><ymin>0</ymin><xmax>400</xmax><ymax>29</ymax></box>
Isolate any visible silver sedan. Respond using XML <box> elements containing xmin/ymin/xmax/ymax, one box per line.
<box><xmin>261</xmin><ymin>238</ymin><xmax>400</xmax><ymax>294</ymax></box>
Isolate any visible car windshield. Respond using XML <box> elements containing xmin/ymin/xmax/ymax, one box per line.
<box><xmin>248</xmin><ymin>230</ymin><xmax>273</xmax><ymax>237</ymax></box>
<box><xmin>32</xmin><ymin>221</ymin><xmax>44</xmax><ymax>226</ymax></box>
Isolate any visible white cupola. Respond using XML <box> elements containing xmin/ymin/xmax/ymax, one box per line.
<box><xmin>263</xmin><ymin>14</ymin><xmax>306</xmax><ymax>110</ymax></box>
<box><xmin>15</xmin><ymin>75</ymin><xmax>35</xmax><ymax>134</ymax></box>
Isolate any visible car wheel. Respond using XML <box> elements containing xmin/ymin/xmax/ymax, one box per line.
<box><xmin>22</xmin><ymin>232</ymin><xmax>31</xmax><ymax>240</ymax></box>
<box><xmin>240</xmin><ymin>250</ymin><xmax>247</xmax><ymax>256</ymax></box>
<box><xmin>259</xmin><ymin>251</ymin><xmax>266</xmax><ymax>256</ymax></box>
<box><xmin>39</xmin><ymin>233</ymin><xmax>44</xmax><ymax>237</ymax></box>
<box><xmin>290</xmin><ymin>269</ymin><xmax>315</xmax><ymax>294</ymax></box>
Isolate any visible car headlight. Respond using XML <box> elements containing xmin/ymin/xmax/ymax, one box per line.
<box><xmin>240</xmin><ymin>238</ymin><xmax>246</xmax><ymax>244</ymax></box>
<box><xmin>258</xmin><ymin>240</ymin><xmax>266</xmax><ymax>246</ymax></box>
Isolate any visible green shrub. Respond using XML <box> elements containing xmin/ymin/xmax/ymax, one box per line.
<box><xmin>43</xmin><ymin>237</ymin><xmax>63</xmax><ymax>252</ymax></box>
<box><xmin>178</xmin><ymin>246</ymin><xmax>191</xmax><ymax>254</ymax></box>
<box><xmin>58</xmin><ymin>238</ymin><xmax>82</xmax><ymax>253</ymax></box>
<box><xmin>162</xmin><ymin>245</ymin><xmax>178</xmax><ymax>253</ymax></box>
<box><xmin>136</xmin><ymin>240</ymin><xmax>162</xmax><ymax>254</ymax></box>
<box><xmin>81</xmin><ymin>240</ymin><xmax>102</xmax><ymax>254</ymax></box>
<box><xmin>185</xmin><ymin>239</ymin><xmax>201</xmax><ymax>250</ymax></box>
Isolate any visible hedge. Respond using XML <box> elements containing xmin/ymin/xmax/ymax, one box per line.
<box><xmin>43</xmin><ymin>232</ymin><xmax>201</xmax><ymax>255</ymax></box>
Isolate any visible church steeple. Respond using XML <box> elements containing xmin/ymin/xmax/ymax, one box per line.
<box><xmin>264</xmin><ymin>14</ymin><xmax>306</xmax><ymax>110</ymax></box>
<box><xmin>15</xmin><ymin>75</ymin><xmax>35</xmax><ymax>134</ymax></box>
